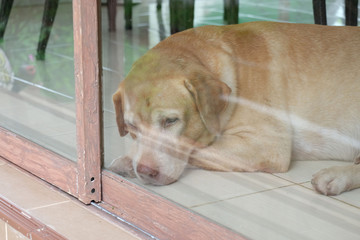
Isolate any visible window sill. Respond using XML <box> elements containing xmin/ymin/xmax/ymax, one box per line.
<box><xmin>0</xmin><ymin>157</ymin><xmax>148</xmax><ymax>240</ymax></box>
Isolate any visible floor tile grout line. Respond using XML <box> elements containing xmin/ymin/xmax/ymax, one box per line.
<box><xmin>295</xmin><ymin>181</ymin><xmax>360</xmax><ymax>209</ymax></box>
<box><xmin>270</xmin><ymin>173</ymin><xmax>306</xmax><ymax>185</ymax></box>
<box><xmin>190</xmin><ymin>180</ymin><xmax>360</xmax><ymax>211</ymax></box>
<box><xmin>329</xmin><ymin>197</ymin><xmax>360</xmax><ymax>210</ymax></box>
<box><xmin>26</xmin><ymin>200</ymin><xmax>71</xmax><ymax>212</ymax></box>
<box><xmin>189</xmin><ymin>183</ymin><xmax>296</xmax><ymax>209</ymax></box>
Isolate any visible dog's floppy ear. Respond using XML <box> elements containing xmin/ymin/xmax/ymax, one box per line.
<box><xmin>113</xmin><ymin>84</ymin><xmax>128</xmax><ymax>137</ymax></box>
<box><xmin>184</xmin><ymin>74</ymin><xmax>231</xmax><ymax>134</ymax></box>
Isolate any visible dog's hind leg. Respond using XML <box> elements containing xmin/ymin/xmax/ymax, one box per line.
<box><xmin>311</xmin><ymin>163</ymin><xmax>360</xmax><ymax>195</ymax></box>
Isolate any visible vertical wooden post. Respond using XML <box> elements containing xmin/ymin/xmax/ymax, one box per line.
<box><xmin>73</xmin><ymin>0</ymin><xmax>103</xmax><ymax>204</ymax></box>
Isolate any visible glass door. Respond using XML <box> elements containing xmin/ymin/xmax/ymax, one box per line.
<box><xmin>0</xmin><ymin>1</ymin><xmax>76</xmax><ymax>161</ymax></box>
<box><xmin>101</xmin><ymin>0</ymin><xmax>359</xmax><ymax>239</ymax></box>
<box><xmin>0</xmin><ymin>0</ymin><xmax>102</xmax><ymax>204</ymax></box>
<box><xmin>101</xmin><ymin>0</ymin><xmax>243</xmax><ymax>238</ymax></box>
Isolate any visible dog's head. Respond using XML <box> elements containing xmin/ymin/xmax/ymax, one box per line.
<box><xmin>113</xmin><ymin>49</ymin><xmax>231</xmax><ymax>185</ymax></box>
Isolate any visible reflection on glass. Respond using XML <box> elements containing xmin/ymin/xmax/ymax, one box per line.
<box><xmin>103</xmin><ymin>0</ymin><xmax>359</xmax><ymax>238</ymax></box>
<box><xmin>0</xmin><ymin>1</ymin><xmax>76</xmax><ymax>160</ymax></box>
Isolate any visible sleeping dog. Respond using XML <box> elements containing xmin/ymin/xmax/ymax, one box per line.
<box><xmin>110</xmin><ymin>21</ymin><xmax>360</xmax><ymax>196</ymax></box>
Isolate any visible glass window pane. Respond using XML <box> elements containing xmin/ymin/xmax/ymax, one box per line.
<box><xmin>103</xmin><ymin>0</ymin><xmax>358</xmax><ymax>238</ymax></box>
<box><xmin>0</xmin><ymin>1</ymin><xmax>76</xmax><ymax>161</ymax></box>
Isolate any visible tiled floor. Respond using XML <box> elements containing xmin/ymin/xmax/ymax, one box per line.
<box><xmin>0</xmin><ymin>218</ymin><xmax>30</xmax><ymax>240</ymax></box>
<box><xmin>1</xmin><ymin>0</ymin><xmax>360</xmax><ymax>239</ymax></box>
<box><xmin>132</xmin><ymin>160</ymin><xmax>360</xmax><ymax>239</ymax></box>
<box><xmin>0</xmin><ymin>157</ymin><xmax>145</xmax><ymax>240</ymax></box>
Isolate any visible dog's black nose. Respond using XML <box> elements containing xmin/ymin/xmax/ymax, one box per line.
<box><xmin>136</xmin><ymin>164</ymin><xmax>159</xmax><ymax>179</ymax></box>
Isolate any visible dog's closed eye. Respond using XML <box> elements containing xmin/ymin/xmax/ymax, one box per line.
<box><xmin>163</xmin><ymin>117</ymin><xmax>179</xmax><ymax>128</ymax></box>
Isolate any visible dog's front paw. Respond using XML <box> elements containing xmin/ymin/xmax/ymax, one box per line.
<box><xmin>108</xmin><ymin>156</ymin><xmax>136</xmax><ymax>178</ymax></box>
<box><xmin>311</xmin><ymin>166</ymin><xmax>351</xmax><ymax>196</ymax></box>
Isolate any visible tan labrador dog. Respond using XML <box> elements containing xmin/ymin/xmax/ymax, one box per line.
<box><xmin>110</xmin><ymin>21</ymin><xmax>360</xmax><ymax>196</ymax></box>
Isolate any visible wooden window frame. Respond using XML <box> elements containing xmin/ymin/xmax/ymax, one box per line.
<box><xmin>0</xmin><ymin>0</ymin><xmax>103</xmax><ymax>205</ymax></box>
<box><xmin>73</xmin><ymin>0</ymin><xmax>103</xmax><ymax>204</ymax></box>
<box><xmin>0</xmin><ymin>0</ymin><xmax>244</xmax><ymax>238</ymax></box>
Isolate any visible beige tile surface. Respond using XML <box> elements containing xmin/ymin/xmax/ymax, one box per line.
<box><xmin>333</xmin><ymin>190</ymin><xmax>360</xmax><ymax>209</ymax></box>
<box><xmin>7</xmin><ymin>224</ymin><xmax>30</xmax><ymax>240</ymax></box>
<box><xmin>0</xmin><ymin>219</ymin><xmax>5</xmax><ymax>239</ymax></box>
<box><xmin>302</xmin><ymin>182</ymin><xmax>360</xmax><ymax>209</ymax></box>
<box><xmin>0</xmin><ymin>158</ymin><xmax>6</xmax><ymax>166</ymax></box>
<box><xmin>141</xmin><ymin>169</ymin><xmax>292</xmax><ymax>208</ymax></box>
<box><xmin>130</xmin><ymin>160</ymin><xmax>360</xmax><ymax>239</ymax></box>
<box><xmin>0</xmin><ymin>219</ymin><xmax>31</xmax><ymax>240</ymax></box>
<box><xmin>0</xmin><ymin>161</ymin><xmax>141</xmax><ymax>240</ymax></box>
<box><xmin>29</xmin><ymin>201</ymin><xmax>139</xmax><ymax>240</ymax></box>
<box><xmin>0</xmin><ymin>164</ymin><xmax>70</xmax><ymax>210</ymax></box>
<box><xmin>274</xmin><ymin>160</ymin><xmax>352</xmax><ymax>183</ymax></box>
<box><xmin>193</xmin><ymin>185</ymin><xmax>360</xmax><ymax>240</ymax></box>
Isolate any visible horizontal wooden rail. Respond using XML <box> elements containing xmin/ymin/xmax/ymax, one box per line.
<box><xmin>0</xmin><ymin>196</ymin><xmax>66</xmax><ymax>240</ymax></box>
<box><xmin>0</xmin><ymin>127</ymin><xmax>78</xmax><ymax>197</ymax></box>
<box><xmin>101</xmin><ymin>170</ymin><xmax>246</xmax><ymax>240</ymax></box>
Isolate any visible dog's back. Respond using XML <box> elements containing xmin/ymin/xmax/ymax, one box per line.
<box><xmin>267</xmin><ymin>23</ymin><xmax>360</xmax><ymax>161</ymax></box>
<box><xmin>201</xmin><ymin>23</ymin><xmax>360</xmax><ymax>162</ymax></box>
